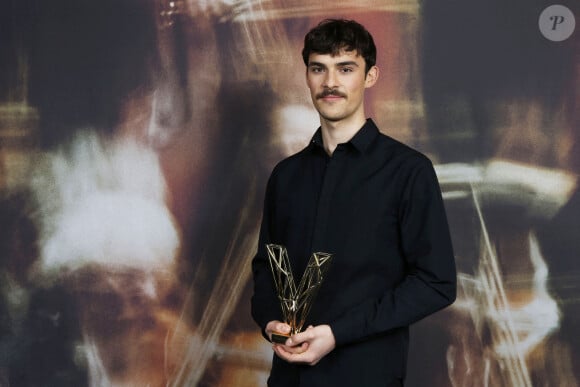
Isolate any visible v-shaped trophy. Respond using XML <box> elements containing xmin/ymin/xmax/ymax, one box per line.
<box><xmin>266</xmin><ymin>244</ymin><xmax>333</xmax><ymax>344</ymax></box>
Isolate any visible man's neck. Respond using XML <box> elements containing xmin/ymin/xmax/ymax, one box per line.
<box><xmin>320</xmin><ymin>116</ymin><xmax>367</xmax><ymax>155</ymax></box>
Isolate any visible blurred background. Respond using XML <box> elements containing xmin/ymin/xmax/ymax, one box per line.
<box><xmin>0</xmin><ymin>0</ymin><xmax>578</xmax><ymax>385</ymax></box>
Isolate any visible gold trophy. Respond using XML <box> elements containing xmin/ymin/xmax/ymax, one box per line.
<box><xmin>266</xmin><ymin>244</ymin><xmax>333</xmax><ymax>344</ymax></box>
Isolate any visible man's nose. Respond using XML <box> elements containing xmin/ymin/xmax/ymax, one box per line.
<box><xmin>323</xmin><ymin>70</ymin><xmax>338</xmax><ymax>88</ymax></box>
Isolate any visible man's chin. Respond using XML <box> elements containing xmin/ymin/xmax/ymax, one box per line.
<box><xmin>314</xmin><ymin>106</ymin><xmax>347</xmax><ymax>122</ymax></box>
<box><xmin>319</xmin><ymin>114</ymin><xmax>348</xmax><ymax>123</ymax></box>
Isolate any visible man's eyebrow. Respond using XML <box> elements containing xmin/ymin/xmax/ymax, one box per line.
<box><xmin>336</xmin><ymin>61</ymin><xmax>360</xmax><ymax>67</ymax></box>
<box><xmin>308</xmin><ymin>61</ymin><xmax>360</xmax><ymax>67</ymax></box>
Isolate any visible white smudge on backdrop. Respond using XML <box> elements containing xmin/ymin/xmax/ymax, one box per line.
<box><xmin>29</xmin><ymin>130</ymin><xmax>180</xmax><ymax>277</ymax></box>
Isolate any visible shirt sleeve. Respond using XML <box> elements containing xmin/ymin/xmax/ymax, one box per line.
<box><xmin>330</xmin><ymin>158</ymin><xmax>457</xmax><ymax>346</ymax></box>
<box><xmin>250</xmin><ymin>171</ymin><xmax>284</xmax><ymax>341</ymax></box>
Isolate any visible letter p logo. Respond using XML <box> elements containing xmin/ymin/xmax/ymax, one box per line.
<box><xmin>550</xmin><ymin>15</ymin><xmax>566</xmax><ymax>31</ymax></box>
<box><xmin>539</xmin><ymin>5</ymin><xmax>576</xmax><ymax>42</ymax></box>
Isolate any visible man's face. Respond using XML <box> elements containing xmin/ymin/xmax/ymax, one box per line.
<box><xmin>306</xmin><ymin>49</ymin><xmax>378</xmax><ymax>125</ymax></box>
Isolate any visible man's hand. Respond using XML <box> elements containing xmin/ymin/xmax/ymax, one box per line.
<box><xmin>265</xmin><ymin>320</ymin><xmax>291</xmax><ymax>341</ymax></box>
<box><xmin>273</xmin><ymin>324</ymin><xmax>336</xmax><ymax>366</ymax></box>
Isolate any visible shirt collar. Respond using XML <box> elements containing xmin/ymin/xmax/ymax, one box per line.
<box><xmin>310</xmin><ymin>118</ymin><xmax>379</xmax><ymax>154</ymax></box>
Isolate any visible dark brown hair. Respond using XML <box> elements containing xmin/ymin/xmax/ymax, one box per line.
<box><xmin>302</xmin><ymin>19</ymin><xmax>377</xmax><ymax>73</ymax></box>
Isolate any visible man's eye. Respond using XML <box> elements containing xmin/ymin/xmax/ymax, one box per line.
<box><xmin>340</xmin><ymin>67</ymin><xmax>353</xmax><ymax>73</ymax></box>
<box><xmin>311</xmin><ymin>67</ymin><xmax>324</xmax><ymax>73</ymax></box>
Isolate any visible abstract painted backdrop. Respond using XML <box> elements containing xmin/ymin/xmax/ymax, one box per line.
<box><xmin>0</xmin><ymin>0</ymin><xmax>578</xmax><ymax>386</ymax></box>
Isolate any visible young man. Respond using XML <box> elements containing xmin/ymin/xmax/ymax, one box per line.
<box><xmin>251</xmin><ymin>19</ymin><xmax>456</xmax><ymax>386</ymax></box>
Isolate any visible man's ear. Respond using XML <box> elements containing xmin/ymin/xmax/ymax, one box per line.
<box><xmin>365</xmin><ymin>66</ymin><xmax>379</xmax><ymax>88</ymax></box>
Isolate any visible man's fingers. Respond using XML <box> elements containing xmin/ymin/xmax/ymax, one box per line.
<box><xmin>265</xmin><ymin>320</ymin><xmax>291</xmax><ymax>342</ymax></box>
<box><xmin>287</xmin><ymin>351</ymin><xmax>319</xmax><ymax>366</ymax></box>
<box><xmin>274</xmin><ymin>345</ymin><xmax>316</xmax><ymax>365</ymax></box>
<box><xmin>273</xmin><ymin>341</ymin><xmax>308</xmax><ymax>354</ymax></box>
<box><xmin>287</xmin><ymin>328</ymin><xmax>314</xmax><ymax>346</ymax></box>
<box><xmin>277</xmin><ymin>322</ymin><xmax>291</xmax><ymax>333</ymax></box>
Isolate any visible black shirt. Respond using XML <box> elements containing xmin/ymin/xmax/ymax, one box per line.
<box><xmin>251</xmin><ymin>119</ymin><xmax>456</xmax><ymax>385</ymax></box>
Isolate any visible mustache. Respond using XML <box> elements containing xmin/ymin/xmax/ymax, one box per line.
<box><xmin>316</xmin><ymin>89</ymin><xmax>346</xmax><ymax>99</ymax></box>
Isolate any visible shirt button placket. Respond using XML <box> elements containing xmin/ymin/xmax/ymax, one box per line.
<box><xmin>312</xmin><ymin>146</ymin><xmax>346</xmax><ymax>251</ymax></box>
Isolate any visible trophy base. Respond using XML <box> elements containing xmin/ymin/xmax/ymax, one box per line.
<box><xmin>271</xmin><ymin>332</ymin><xmax>290</xmax><ymax>344</ymax></box>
